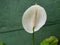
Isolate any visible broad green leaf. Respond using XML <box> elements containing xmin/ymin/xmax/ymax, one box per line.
<box><xmin>40</xmin><ymin>41</ymin><xmax>49</xmax><ymax>45</ymax></box>
<box><xmin>0</xmin><ymin>42</ymin><xmax>4</xmax><ymax>45</ymax></box>
<box><xmin>40</xmin><ymin>36</ymin><xmax>59</xmax><ymax>45</ymax></box>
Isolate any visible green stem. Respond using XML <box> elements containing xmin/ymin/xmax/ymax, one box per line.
<box><xmin>32</xmin><ymin>27</ymin><xmax>35</xmax><ymax>45</ymax></box>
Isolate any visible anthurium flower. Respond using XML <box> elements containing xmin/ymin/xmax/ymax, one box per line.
<box><xmin>22</xmin><ymin>4</ymin><xmax>47</xmax><ymax>33</ymax></box>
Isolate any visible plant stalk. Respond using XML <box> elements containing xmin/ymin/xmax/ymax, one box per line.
<box><xmin>32</xmin><ymin>27</ymin><xmax>35</xmax><ymax>45</ymax></box>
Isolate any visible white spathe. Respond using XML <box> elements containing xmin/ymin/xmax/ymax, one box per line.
<box><xmin>22</xmin><ymin>4</ymin><xmax>47</xmax><ymax>33</ymax></box>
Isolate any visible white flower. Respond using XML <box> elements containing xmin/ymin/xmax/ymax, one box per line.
<box><xmin>22</xmin><ymin>4</ymin><xmax>47</xmax><ymax>33</ymax></box>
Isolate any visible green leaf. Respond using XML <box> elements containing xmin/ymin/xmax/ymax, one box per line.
<box><xmin>0</xmin><ymin>42</ymin><xmax>5</xmax><ymax>45</ymax></box>
<box><xmin>40</xmin><ymin>41</ymin><xmax>49</xmax><ymax>45</ymax></box>
<box><xmin>40</xmin><ymin>36</ymin><xmax>59</xmax><ymax>45</ymax></box>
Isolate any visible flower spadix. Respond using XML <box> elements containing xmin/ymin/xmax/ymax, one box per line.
<box><xmin>22</xmin><ymin>4</ymin><xmax>47</xmax><ymax>33</ymax></box>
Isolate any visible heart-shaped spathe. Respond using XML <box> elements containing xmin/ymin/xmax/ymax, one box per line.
<box><xmin>22</xmin><ymin>4</ymin><xmax>47</xmax><ymax>33</ymax></box>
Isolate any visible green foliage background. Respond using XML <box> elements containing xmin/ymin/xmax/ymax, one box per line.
<box><xmin>0</xmin><ymin>0</ymin><xmax>60</xmax><ymax>45</ymax></box>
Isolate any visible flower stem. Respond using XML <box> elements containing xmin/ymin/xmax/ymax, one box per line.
<box><xmin>32</xmin><ymin>27</ymin><xmax>35</xmax><ymax>45</ymax></box>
